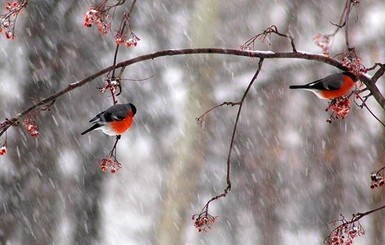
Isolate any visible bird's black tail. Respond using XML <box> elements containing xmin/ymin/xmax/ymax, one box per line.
<box><xmin>81</xmin><ymin>124</ymin><xmax>100</xmax><ymax>135</ymax></box>
<box><xmin>289</xmin><ymin>85</ymin><xmax>310</xmax><ymax>89</ymax></box>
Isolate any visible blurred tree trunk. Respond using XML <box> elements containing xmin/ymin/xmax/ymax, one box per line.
<box><xmin>71</xmin><ymin>155</ymin><xmax>104</xmax><ymax>244</ymax></box>
<box><xmin>5</xmin><ymin>1</ymin><xmax>64</xmax><ymax>243</ymax></box>
<box><xmin>155</xmin><ymin>0</ymin><xmax>218</xmax><ymax>244</ymax></box>
<box><xmin>319</xmin><ymin>124</ymin><xmax>344</xmax><ymax>238</ymax></box>
<box><xmin>371</xmin><ymin>116</ymin><xmax>385</xmax><ymax>245</ymax></box>
<box><xmin>255</xmin><ymin>75</ymin><xmax>285</xmax><ymax>245</ymax></box>
<box><xmin>0</xmin><ymin>1</ymin><xmax>106</xmax><ymax>244</ymax></box>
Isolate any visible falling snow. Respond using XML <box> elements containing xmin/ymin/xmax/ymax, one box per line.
<box><xmin>0</xmin><ymin>1</ymin><xmax>385</xmax><ymax>245</ymax></box>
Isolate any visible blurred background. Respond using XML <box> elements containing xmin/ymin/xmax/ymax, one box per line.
<box><xmin>0</xmin><ymin>0</ymin><xmax>385</xmax><ymax>244</ymax></box>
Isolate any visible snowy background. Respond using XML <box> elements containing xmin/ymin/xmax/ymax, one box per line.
<box><xmin>0</xmin><ymin>0</ymin><xmax>385</xmax><ymax>244</ymax></box>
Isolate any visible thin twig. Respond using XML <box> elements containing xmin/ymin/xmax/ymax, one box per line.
<box><xmin>126</xmin><ymin>0</ymin><xmax>137</xmax><ymax>19</ymax></box>
<box><xmin>196</xmin><ymin>101</ymin><xmax>241</xmax><ymax>123</ymax></box>
<box><xmin>356</xmin><ymin>94</ymin><xmax>385</xmax><ymax>128</ymax></box>
<box><xmin>344</xmin><ymin>0</ymin><xmax>352</xmax><ymax>49</ymax></box>
<box><xmin>202</xmin><ymin>58</ymin><xmax>265</xmax><ymax>212</ymax></box>
<box><xmin>241</xmin><ymin>25</ymin><xmax>297</xmax><ymax>52</ymax></box>
<box><xmin>109</xmin><ymin>0</ymin><xmax>138</xmax><ymax>102</ymax></box>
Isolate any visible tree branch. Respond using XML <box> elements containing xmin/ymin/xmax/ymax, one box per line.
<box><xmin>2</xmin><ymin>48</ymin><xmax>385</xmax><ymax>136</ymax></box>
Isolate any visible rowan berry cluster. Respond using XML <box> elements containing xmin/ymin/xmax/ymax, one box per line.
<box><xmin>314</xmin><ymin>33</ymin><xmax>332</xmax><ymax>55</ymax></box>
<box><xmin>84</xmin><ymin>8</ymin><xmax>110</xmax><ymax>35</ymax></box>
<box><xmin>0</xmin><ymin>1</ymin><xmax>28</xmax><ymax>39</ymax></box>
<box><xmin>100</xmin><ymin>79</ymin><xmax>119</xmax><ymax>94</ymax></box>
<box><xmin>326</xmin><ymin>96</ymin><xmax>351</xmax><ymax>123</ymax></box>
<box><xmin>114</xmin><ymin>31</ymin><xmax>140</xmax><ymax>47</ymax></box>
<box><xmin>83</xmin><ymin>1</ymin><xmax>141</xmax><ymax>48</ymax></box>
<box><xmin>113</xmin><ymin>13</ymin><xmax>140</xmax><ymax>48</ymax></box>
<box><xmin>0</xmin><ymin>144</ymin><xmax>7</xmax><ymax>156</ymax></box>
<box><xmin>22</xmin><ymin>118</ymin><xmax>39</xmax><ymax>137</ymax></box>
<box><xmin>192</xmin><ymin>211</ymin><xmax>218</xmax><ymax>232</ymax></box>
<box><xmin>341</xmin><ymin>49</ymin><xmax>365</xmax><ymax>76</ymax></box>
<box><xmin>370</xmin><ymin>168</ymin><xmax>384</xmax><ymax>189</ymax></box>
<box><xmin>328</xmin><ymin>222</ymin><xmax>363</xmax><ymax>245</ymax></box>
<box><xmin>99</xmin><ymin>157</ymin><xmax>122</xmax><ymax>174</ymax></box>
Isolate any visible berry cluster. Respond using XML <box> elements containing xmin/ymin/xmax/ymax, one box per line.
<box><xmin>0</xmin><ymin>1</ymin><xmax>27</xmax><ymax>40</ymax></box>
<box><xmin>341</xmin><ymin>49</ymin><xmax>365</xmax><ymax>76</ymax></box>
<box><xmin>84</xmin><ymin>8</ymin><xmax>110</xmax><ymax>35</ymax></box>
<box><xmin>326</xmin><ymin>96</ymin><xmax>351</xmax><ymax>123</ymax></box>
<box><xmin>99</xmin><ymin>157</ymin><xmax>122</xmax><ymax>174</ymax></box>
<box><xmin>313</xmin><ymin>33</ymin><xmax>332</xmax><ymax>55</ymax></box>
<box><xmin>124</xmin><ymin>32</ymin><xmax>140</xmax><ymax>47</ymax></box>
<box><xmin>370</xmin><ymin>169</ymin><xmax>384</xmax><ymax>189</ymax></box>
<box><xmin>22</xmin><ymin>118</ymin><xmax>39</xmax><ymax>137</ymax></box>
<box><xmin>0</xmin><ymin>144</ymin><xmax>7</xmax><ymax>156</ymax></box>
<box><xmin>113</xmin><ymin>13</ymin><xmax>140</xmax><ymax>48</ymax></box>
<box><xmin>115</xmin><ymin>31</ymin><xmax>140</xmax><ymax>48</ymax></box>
<box><xmin>100</xmin><ymin>79</ymin><xmax>119</xmax><ymax>94</ymax></box>
<box><xmin>328</xmin><ymin>222</ymin><xmax>363</xmax><ymax>245</ymax></box>
<box><xmin>192</xmin><ymin>211</ymin><xmax>218</xmax><ymax>232</ymax></box>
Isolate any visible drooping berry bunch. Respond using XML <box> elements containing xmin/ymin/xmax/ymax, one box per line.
<box><xmin>192</xmin><ymin>209</ymin><xmax>218</xmax><ymax>232</ymax></box>
<box><xmin>22</xmin><ymin>117</ymin><xmax>39</xmax><ymax>137</ymax></box>
<box><xmin>100</xmin><ymin>79</ymin><xmax>119</xmax><ymax>94</ymax></box>
<box><xmin>326</xmin><ymin>217</ymin><xmax>364</xmax><ymax>245</ymax></box>
<box><xmin>99</xmin><ymin>156</ymin><xmax>122</xmax><ymax>174</ymax></box>
<box><xmin>0</xmin><ymin>144</ymin><xmax>7</xmax><ymax>156</ymax></box>
<box><xmin>0</xmin><ymin>0</ymin><xmax>29</xmax><ymax>39</ymax></box>
<box><xmin>98</xmin><ymin>136</ymin><xmax>124</xmax><ymax>174</ymax></box>
<box><xmin>370</xmin><ymin>167</ymin><xmax>385</xmax><ymax>189</ymax></box>
<box><xmin>84</xmin><ymin>1</ymin><xmax>111</xmax><ymax>35</ymax></box>
<box><xmin>113</xmin><ymin>13</ymin><xmax>140</xmax><ymax>48</ymax></box>
<box><xmin>314</xmin><ymin>33</ymin><xmax>333</xmax><ymax>55</ymax></box>
<box><xmin>341</xmin><ymin>49</ymin><xmax>366</xmax><ymax>76</ymax></box>
<box><xmin>326</xmin><ymin>96</ymin><xmax>351</xmax><ymax>123</ymax></box>
<box><xmin>20</xmin><ymin>101</ymin><xmax>54</xmax><ymax>138</ymax></box>
<box><xmin>83</xmin><ymin>0</ymin><xmax>141</xmax><ymax>48</ymax></box>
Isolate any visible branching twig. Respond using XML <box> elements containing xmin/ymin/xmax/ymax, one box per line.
<box><xmin>196</xmin><ymin>101</ymin><xmax>241</xmax><ymax>124</ymax></box>
<box><xmin>314</xmin><ymin>0</ymin><xmax>358</xmax><ymax>55</ymax></box>
<box><xmin>344</xmin><ymin>0</ymin><xmax>352</xmax><ymax>49</ymax></box>
<box><xmin>355</xmin><ymin>94</ymin><xmax>385</xmax><ymax>128</ymax></box>
<box><xmin>193</xmin><ymin>59</ymin><xmax>264</xmax><ymax>231</ymax></box>
<box><xmin>241</xmin><ymin>25</ymin><xmax>297</xmax><ymax>52</ymax></box>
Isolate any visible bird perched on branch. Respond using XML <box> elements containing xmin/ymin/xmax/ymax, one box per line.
<box><xmin>289</xmin><ymin>72</ymin><xmax>357</xmax><ymax>99</ymax></box>
<box><xmin>81</xmin><ymin>103</ymin><xmax>136</xmax><ymax>136</ymax></box>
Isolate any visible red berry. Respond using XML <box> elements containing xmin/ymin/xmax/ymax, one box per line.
<box><xmin>0</xmin><ymin>145</ymin><xmax>7</xmax><ymax>156</ymax></box>
<box><xmin>30</xmin><ymin>130</ymin><xmax>39</xmax><ymax>137</ymax></box>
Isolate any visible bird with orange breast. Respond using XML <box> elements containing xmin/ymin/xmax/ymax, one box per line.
<box><xmin>289</xmin><ymin>72</ymin><xmax>357</xmax><ymax>99</ymax></box>
<box><xmin>81</xmin><ymin>103</ymin><xmax>136</xmax><ymax>136</ymax></box>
